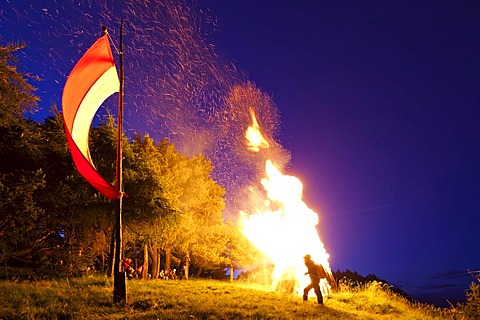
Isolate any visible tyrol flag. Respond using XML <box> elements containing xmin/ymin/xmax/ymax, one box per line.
<box><xmin>62</xmin><ymin>34</ymin><xmax>121</xmax><ymax>200</ymax></box>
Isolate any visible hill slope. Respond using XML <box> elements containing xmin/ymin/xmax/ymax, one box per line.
<box><xmin>0</xmin><ymin>277</ymin><xmax>455</xmax><ymax>319</ymax></box>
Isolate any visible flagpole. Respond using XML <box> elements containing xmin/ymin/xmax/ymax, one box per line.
<box><xmin>113</xmin><ymin>18</ymin><xmax>127</xmax><ymax>304</ymax></box>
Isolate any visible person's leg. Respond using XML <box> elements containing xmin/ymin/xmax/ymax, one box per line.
<box><xmin>314</xmin><ymin>282</ymin><xmax>323</xmax><ymax>304</ymax></box>
<box><xmin>303</xmin><ymin>283</ymin><xmax>313</xmax><ymax>301</ymax></box>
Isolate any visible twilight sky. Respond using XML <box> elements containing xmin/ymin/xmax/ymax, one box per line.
<box><xmin>2</xmin><ymin>0</ymin><xmax>479</xmax><ymax>306</ymax></box>
<box><xmin>196</xmin><ymin>1</ymin><xmax>480</xmax><ymax>306</ymax></box>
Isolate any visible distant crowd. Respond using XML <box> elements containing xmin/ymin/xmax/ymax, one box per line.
<box><xmin>122</xmin><ymin>258</ymin><xmax>182</xmax><ymax>280</ymax></box>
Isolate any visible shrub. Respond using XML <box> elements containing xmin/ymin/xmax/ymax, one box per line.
<box><xmin>456</xmin><ymin>277</ymin><xmax>480</xmax><ymax>320</ymax></box>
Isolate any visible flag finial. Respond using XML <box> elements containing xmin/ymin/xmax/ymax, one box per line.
<box><xmin>102</xmin><ymin>26</ymin><xmax>108</xmax><ymax>35</ymax></box>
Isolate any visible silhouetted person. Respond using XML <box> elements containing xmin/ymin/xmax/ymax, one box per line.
<box><xmin>303</xmin><ymin>254</ymin><xmax>323</xmax><ymax>304</ymax></box>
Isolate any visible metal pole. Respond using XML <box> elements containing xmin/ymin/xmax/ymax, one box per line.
<box><xmin>113</xmin><ymin>18</ymin><xmax>127</xmax><ymax>304</ymax></box>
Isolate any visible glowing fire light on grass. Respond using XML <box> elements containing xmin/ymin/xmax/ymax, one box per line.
<box><xmin>239</xmin><ymin>108</ymin><xmax>334</xmax><ymax>297</ymax></box>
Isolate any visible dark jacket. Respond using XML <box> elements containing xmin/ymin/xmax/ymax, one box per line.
<box><xmin>305</xmin><ymin>259</ymin><xmax>320</xmax><ymax>282</ymax></box>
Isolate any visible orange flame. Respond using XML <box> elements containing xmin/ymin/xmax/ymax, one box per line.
<box><xmin>240</xmin><ymin>109</ymin><xmax>333</xmax><ymax>297</ymax></box>
<box><xmin>245</xmin><ymin>108</ymin><xmax>270</xmax><ymax>152</ymax></box>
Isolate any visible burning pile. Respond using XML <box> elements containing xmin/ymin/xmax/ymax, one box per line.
<box><xmin>239</xmin><ymin>108</ymin><xmax>334</xmax><ymax>297</ymax></box>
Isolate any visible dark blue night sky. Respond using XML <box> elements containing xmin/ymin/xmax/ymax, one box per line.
<box><xmin>2</xmin><ymin>0</ymin><xmax>479</xmax><ymax>306</ymax></box>
<box><xmin>203</xmin><ymin>1</ymin><xmax>480</xmax><ymax>306</ymax></box>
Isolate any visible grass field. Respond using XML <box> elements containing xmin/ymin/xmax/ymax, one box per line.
<box><xmin>0</xmin><ymin>276</ymin><xmax>457</xmax><ymax>319</ymax></box>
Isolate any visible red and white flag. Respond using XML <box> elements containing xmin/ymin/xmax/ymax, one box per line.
<box><xmin>62</xmin><ymin>34</ymin><xmax>121</xmax><ymax>200</ymax></box>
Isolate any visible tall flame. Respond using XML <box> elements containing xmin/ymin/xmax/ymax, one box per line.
<box><xmin>239</xmin><ymin>109</ymin><xmax>333</xmax><ymax>297</ymax></box>
<box><xmin>245</xmin><ymin>108</ymin><xmax>270</xmax><ymax>152</ymax></box>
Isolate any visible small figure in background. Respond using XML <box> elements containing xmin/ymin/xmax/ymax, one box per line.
<box><xmin>123</xmin><ymin>258</ymin><xmax>134</xmax><ymax>280</ymax></box>
<box><xmin>181</xmin><ymin>255</ymin><xmax>190</xmax><ymax>280</ymax></box>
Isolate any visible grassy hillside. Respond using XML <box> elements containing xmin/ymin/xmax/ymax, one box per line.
<box><xmin>0</xmin><ymin>276</ymin><xmax>459</xmax><ymax>319</ymax></box>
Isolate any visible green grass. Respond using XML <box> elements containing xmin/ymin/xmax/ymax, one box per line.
<box><xmin>0</xmin><ymin>276</ymin><xmax>456</xmax><ymax>319</ymax></box>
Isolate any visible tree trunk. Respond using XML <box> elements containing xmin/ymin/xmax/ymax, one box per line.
<box><xmin>230</xmin><ymin>264</ymin><xmax>234</xmax><ymax>282</ymax></box>
<box><xmin>151</xmin><ymin>243</ymin><xmax>159</xmax><ymax>279</ymax></box>
<box><xmin>101</xmin><ymin>252</ymin><xmax>105</xmax><ymax>274</ymax></box>
<box><xmin>107</xmin><ymin>228</ymin><xmax>115</xmax><ymax>277</ymax></box>
<box><xmin>142</xmin><ymin>242</ymin><xmax>148</xmax><ymax>280</ymax></box>
<box><xmin>156</xmin><ymin>247</ymin><xmax>161</xmax><ymax>277</ymax></box>
<box><xmin>183</xmin><ymin>254</ymin><xmax>190</xmax><ymax>280</ymax></box>
<box><xmin>165</xmin><ymin>248</ymin><xmax>171</xmax><ymax>272</ymax></box>
<box><xmin>185</xmin><ymin>258</ymin><xmax>190</xmax><ymax>280</ymax></box>
<box><xmin>134</xmin><ymin>258</ymin><xmax>139</xmax><ymax>279</ymax></box>
<box><xmin>196</xmin><ymin>267</ymin><xmax>203</xmax><ymax>277</ymax></box>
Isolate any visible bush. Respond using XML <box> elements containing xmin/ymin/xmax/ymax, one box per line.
<box><xmin>456</xmin><ymin>278</ymin><xmax>480</xmax><ymax>320</ymax></box>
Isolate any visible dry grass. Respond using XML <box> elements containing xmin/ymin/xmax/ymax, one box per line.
<box><xmin>0</xmin><ymin>276</ymin><xmax>455</xmax><ymax>319</ymax></box>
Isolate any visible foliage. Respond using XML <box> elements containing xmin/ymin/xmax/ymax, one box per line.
<box><xmin>32</xmin><ymin>112</ymin><xmax>117</xmax><ymax>278</ymax></box>
<box><xmin>124</xmin><ymin>135</ymin><xmax>180</xmax><ymax>240</ymax></box>
<box><xmin>334</xmin><ymin>269</ymin><xmax>411</xmax><ymax>301</ymax></box>
<box><xmin>0</xmin><ymin>41</ymin><xmax>38</xmax><ymax>124</ymax></box>
<box><xmin>223</xmin><ymin>221</ymin><xmax>264</xmax><ymax>270</ymax></box>
<box><xmin>0</xmin><ymin>41</ymin><xmax>46</xmax><ymax>267</ymax></box>
<box><xmin>123</xmin><ymin>134</ymin><xmax>185</xmax><ymax>276</ymax></box>
<box><xmin>0</xmin><ymin>169</ymin><xmax>46</xmax><ymax>265</ymax></box>
<box><xmin>123</xmin><ymin>134</ymin><xmax>229</xmax><ymax>276</ymax></box>
<box><xmin>454</xmin><ymin>272</ymin><xmax>480</xmax><ymax>320</ymax></box>
<box><xmin>0</xmin><ymin>40</ymin><xmax>118</xmax><ymax>276</ymax></box>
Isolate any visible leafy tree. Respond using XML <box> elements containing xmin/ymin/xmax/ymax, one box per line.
<box><xmin>28</xmin><ymin>111</ymin><xmax>120</xmax><ymax>277</ymax></box>
<box><xmin>0</xmin><ymin>104</ymin><xmax>123</xmax><ymax>278</ymax></box>
<box><xmin>0</xmin><ymin>170</ymin><xmax>46</xmax><ymax>266</ymax></box>
<box><xmin>123</xmin><ymin>135</ymin><xmax>229</xmax><ymax>278</ymax></box>
<box><xmin>155</xmin><ymin>143</ymin><xmax>228</xmax><ymax>277</ymax></box>
<box><xmin>0</xmin><ymin>39</ymin><xmax>242</xmax><ymax>280</ymax></box>
<box><xmin>0</xmin><ymin>41</ymin><xmax>38</xmax><ymax>125</ymax></box>
<box><xmin>0</xmin><ymin>41</ymin><xmax>47</xmax><ymax>267</ymax></box>
<box><xmin>189</xmin><ymin>224</ymin><xmax>227</xmax><ymax>277</ymax></box>
<box><xmin>84</xmin><ymin>114</ymin><xmax>126</xmax><ymax>274</ymax></box>
<box><xmin>180</xmin><ymin>155</ymin><xmax>227</xmax><ymax>276</ymax></box>
<box><xmin>223</xmin><ymin>221</ymin><xmax>264</xmax><ymax>281</ymax></box>
<box><xmin>123</xmin><ymin>135</ymin><xmax>180</xmax><ymax>278</ymax></box>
